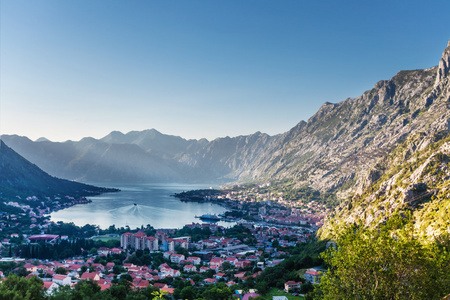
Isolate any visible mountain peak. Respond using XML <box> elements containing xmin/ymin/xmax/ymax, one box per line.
<box><xmin>35</xmin><ymin>137</ymin><xmax>50</xmax><ymax>142</ymax></box>
<box><xmin>435</xmin><ymin>39</ymin><xmax>450</xmax><ymax>86</ymax></box>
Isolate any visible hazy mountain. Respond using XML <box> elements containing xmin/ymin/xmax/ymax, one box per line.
<box><xmin>0</xmin><ymin>140</ymin><xmax>116</xmax><ymax>198</ymax></box>
<box><xmin>1</xmin><ymin>130</ymin><xmax>278</xmax><ymax>184</ymax></box>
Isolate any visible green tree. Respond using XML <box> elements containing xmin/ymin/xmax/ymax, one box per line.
<box><xmin>202</xmin><ymin>283</ymin><xmax>232</xmax><ymax>300</ymax></box>
<box><xmin>319</xmin><ymin>216</ymin><xmax>450</xmax><ymax>299</ymax></box>
<box><xmin>0</xmin><ymin>274</ymin><xmax>45</xmax><ymax>300</ymax></box>
<box><xmin>180</xmin><ymin>286</ymin><xmax>197</xmax><ymax>300</ymax></box>
<box><xmin>72</xmin><ymin>279</ymin><xmax>101</xmax><ymax>299</ymax></box>
<box><xmin>55</xmin><ymin>267</ymin><xmax>68</xmax><ymax>275</ymax></box>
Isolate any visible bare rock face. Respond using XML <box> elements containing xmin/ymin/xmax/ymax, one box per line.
<box><xmin>435</xmin><ymin>39</ymin><xmax>450</xmax><ymax>87</ymax></box>
<box><xmin>402</xmin><ymin>183</ymin><xmax>428</xmax><ymax>204</ymax></box>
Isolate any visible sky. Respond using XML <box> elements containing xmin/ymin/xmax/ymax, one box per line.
<box><xmin>1</xmin><ymin>1</ymin><xmax>449</xmax><ymax>142</ymax></box>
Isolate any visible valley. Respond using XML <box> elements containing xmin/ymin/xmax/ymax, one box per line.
<box><xmin>0</xmin><ymin>39</ymin><xmax>450</xmax><ymax>299</ymax></box>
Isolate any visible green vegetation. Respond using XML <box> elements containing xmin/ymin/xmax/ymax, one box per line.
<box><xmin>0</xmin><ymin>274</ymin><xmax>46</xmax><ymax>300</ymax></box>
<box><xmin>91</xmin><ymin>236</ymin><xmax>121</xmax><ymax>243</ymax></box>
<box><xmin>18</xmin><ymin>237</ymin><xmax>120</xmax><ymax>260</ymax></box>
<box><xmin>254</xmin><ymin>240</ymin><xmax>326</xmax><ymax>292</ymax></box>
<box><xmin>318</xmin><ymin>215</ymin><xmax>450</xmax><ymax>299</ymax></box>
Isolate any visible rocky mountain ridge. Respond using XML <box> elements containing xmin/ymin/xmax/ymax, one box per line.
<box><xmin>317</xmin><ymin>39</ymin><xmax>450</xmax><ymax>241</ymax></box>
<box><xmin>241</xmin><ymin>40</ymin><xmax>450</xmax><ymax>198</ymax></box>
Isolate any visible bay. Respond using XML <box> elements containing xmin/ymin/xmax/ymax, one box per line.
<box><xmin>50</xmin><ymin>183</ymin><xmax>231</xmax><ymax>229</ymax></box>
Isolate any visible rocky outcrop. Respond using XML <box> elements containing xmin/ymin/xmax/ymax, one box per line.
<box><xmin>435</xmin><ymin>39</ymin><xmax>450</xmax><ymax>87</ymax></box>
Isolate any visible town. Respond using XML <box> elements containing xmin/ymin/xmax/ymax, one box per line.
<box><xmin>0</xmin><ymin>182</ymin><xmax>330</xmax><ymax>299</ymax></box>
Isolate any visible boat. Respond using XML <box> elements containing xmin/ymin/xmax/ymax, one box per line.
<box><xmin>195</xmin><ymin>213</ymin><xmax>221</xmax><ymax>221</ymax></box>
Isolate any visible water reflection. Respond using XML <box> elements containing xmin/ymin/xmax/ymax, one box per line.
<box><xmin>51</xmin><ymin>183</ymin><xmax>232</xmax><ymax>229</ymax></box>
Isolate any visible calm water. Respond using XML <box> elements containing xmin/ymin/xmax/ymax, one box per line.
<box><xmin>50</xmin><ymin>183</ymin><xmax>231</xmax><ymax>229</ymax></box>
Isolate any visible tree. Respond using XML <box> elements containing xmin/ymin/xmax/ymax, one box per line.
<box><xmin>120</xmin><ymin>273</ymin><xmax>133</xmax><ymax>282</ymax></box>
<box><xmin>180</xmin><ymin>286</ymin><xmax>197</xmax><ymax>300</ymax></box>
<box><xmin>79</xmin><ymin>265</ymin><xmax>88</xmax><ymax>276</ymax></box>
<box><xmin>73</xmin><ymin>279</ymin><xmax>101</xmax><ymax>299</ymax></box>
<box><xmin>12</xmin><ymin>266</ymin><xmax>29</xmax><ymax>277</ymax></box>
<box><xmin>255</xmin><ymin>281</ymin><xmax>269</xmax><ymax>295</ymax></box>
<box><xmin>0</xmin><ymin>274</ymin><xmax>45</xmax><ymax>300</ymax></box>
<box><xmin>222</xmin><ymin>261</ymin><xmax>233</xmax><ymax>271</ymax></box>
<box><xmin>319</xmin><ymin>216</ymin><xmax>450</xmax><ymax>299</ymax></box>
<box><xmin>202</xmin><ymin>283</ymin><xmax>232</xmax><ymax>300</ymax></box>
<box><xmin>55</xmin><ymin>267</ymin><xmax>68</xmax><ymax>275</ymax></box>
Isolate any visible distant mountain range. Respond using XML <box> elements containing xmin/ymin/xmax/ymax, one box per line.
<box><xmin>0</xmin><ymin>140</ymin><xmax>117</xmax><ymax>198</ymax></box>
<box><xmin>1</xmin><ymin>129</ymin><xmax>277</xmax><ymax>184</ymax></box>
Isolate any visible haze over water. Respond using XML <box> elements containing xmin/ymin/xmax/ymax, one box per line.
<box><xmin>50</xmin><ymin>183</ymin><xmax>230</xmax><ymax>229</ymax></box>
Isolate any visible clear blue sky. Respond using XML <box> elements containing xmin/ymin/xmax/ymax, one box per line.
<box><xmin>1</xmin><ymin>0</ymin><xmax>449</xmax><ymax>142</ymax></box>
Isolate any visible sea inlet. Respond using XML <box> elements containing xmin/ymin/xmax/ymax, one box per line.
<box><xmin>50</xmin><ymin>183</ymin><xmax>231</xmax><ymax>229</ymax></box>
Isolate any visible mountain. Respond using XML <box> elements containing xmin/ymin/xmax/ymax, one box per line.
<box><xmin>0</xmin><ymin>140</ymin><xmax>117</xmax><ymax>198</ymax></box>
<box><xmin>241</xmin><ymin>40</ymin><xmax>450</xmax><ymax>197</ymax></box>
<box><xmin>317</xmin><ymin>40</ymin><xmax>450</xmax><ymax>240</ymax></box>
<box><xmin>1</xmin><ymin>130</ymin><xmax>278</xmax><ymax>184</ymax></box>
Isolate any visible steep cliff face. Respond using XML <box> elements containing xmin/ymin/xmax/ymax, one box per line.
<box><xmin>435</xmin><ymin>40</ymin><xmax>450</xmax><ymax>86</ymax></box>
<box><xmin>240</xmin><ymin>40</ymin><xmax>450</xmax><ymax>201</ymax></box>
<box><xmin>318</xmin><ymin>40</ymin><xmax>450</xmax><ymax>241</ymax></box>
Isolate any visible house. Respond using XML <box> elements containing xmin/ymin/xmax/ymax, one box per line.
<box><xmin>106</xmin><ymin>262</ymin><xmax>115</xmax><ymax>270</ymax></box>
<box><xmin>159</xmin><ymin>267</ymin><xmax>180</xmax><ymax>278</ymax></box>
<box><xmin>304</xmin><ymin>269</ymin><xmax>323</xmax><ymax>284</ymax></box>
<box><xmin>153</xmin><ymin>283</ymin><xmax>169</xmax><ymax>290</ymax></box>
<box><xmin>80</xmin><ymin>272</ymin><xmax>100</xmax><ymax>281</ymax></box>
<box><xmin>210</xmin><ymin>257</ymin><xmax>224</xmax><ymax>269</ymax></box>
<box><xmin>97</xmin><ymin>247</ymin><xmax>111</xmax><ymax>256</ymax></box>
<box><xmin>203</xmin><ymin>278</ymin><xmax>218</xmax><ymax>284</ymax></box>
<box><xmin>226</xmin><ymin>280</ymin><xmax>236</xmax><ymax>287</ymax></box>
<box><xmin>186</xmin><ymin>256</ymin><xmax>201</xmax><ymax>265</ymax></box>
<box><xmin>170</xmin><ymin>254</ymin><xmax>185</xmax><ymax>264</ymax></box>
<box><xmin>163</xmin><ymin>251</ymin><xmax>175</xmax><ymax>259</ymax></box>
<box><xmin>52</xmin><ymin>274</ymin><xmax>71</xmax><ymax>286</ymax></box>
<box><xmin>133</xmin><ymin>278</ymin><xmax>150</xmax><ymax>289</ymax></box>
<box><xmin>111</xmin><ymin>248</ymin><xmax>123</xmax><ymax>254</ymax></box>
<box><xmin>235</xmin><ymin>259</ymin><xmax>251</xmax><ymax>268</ymax></box>
<box><xmin>256</xmin><ymin>261</ymin><xmax>264</xmax><ymax>269</ymax></box>
<box><xmin>267</xmin><ymin>260</ymin><xmax>283</xmax><ymax>267</ymax></box>
<box><xmin>24</xmin><ymin>263</ymin><xmax>38</xmax><ymax>273</ymax></box>
<box><xmin>247</xmin><ymin>255</ymin><xmax>258</xmax><ymax>261</ymax></box>
<box><xmin>43</xmin><ymin>281</ymin><xmax>59</xmax><ymax>294</ymax></box>
<box><xmin>225</xmin><ymin>257</ymin><xmax>238</xmax><ymax>266</ymax></box>
<box><xmin>183</xmin><ymin>265</ymin><xmax>197</xmax><ymax>272</ymax></box>
<box><xmin>215</xmin><ymin>272</ymin><xmax>227</xmax><ymax>280</ymax></box>
<box><xmin>284</xmin><ymin>281</ymin><xmax>301</xmax><ymax>292</ymax></box>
